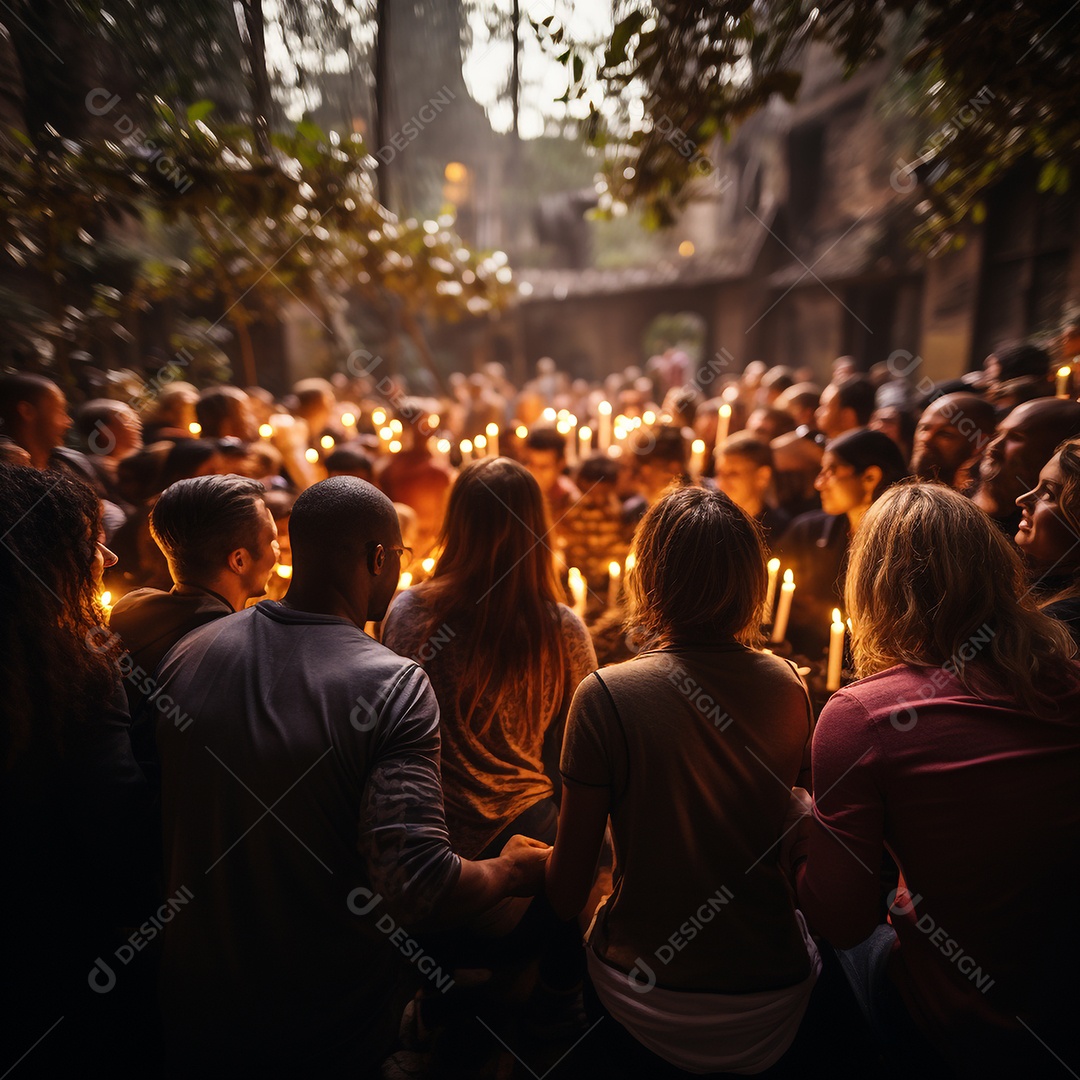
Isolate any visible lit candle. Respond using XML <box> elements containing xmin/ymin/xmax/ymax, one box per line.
<box><xmin>320</xmin><ymin>434</ymin><xmax>335</xmax><ymax>450</ymax></box>
<box><xmin>421</xmin><ymin>556</ymin><xmax>436</xmax><ymax>575</ymax></box>
<box><xmin>568</xmin><ymin>567</ymin><xmax>587</xmax><ymax>618</ymax></box>
<box><xmin>398</xmin><ymin>571</ymin><xmax>413</xmax><ymax>591</ymax></box>
<box><xmin>689</xmin><ymin>438</ymin><xmax>706</xmax><ymax>481</ymax></box>
<box><xmin>608</xmin><ymin>559</ymin><xmax>621</xmax><ymax>609</ymax></box>
<box><xmin>486</xmin><ymin>422</ymin><xmax>500</xmax><ymax>457</ymax></box>
<box><xmin>598</xmin><ymin>400</ymin><xmax>612</xmax><ymax>451</ymax></box>
<box><xmin>827</xmin><ymin>608</ymin><xmax>845</xmax><ymax>691</ymax></box>
<box><xmin>764</xmin><ymin>558</ymin><xmax>780</xmax><ymax>624</ymax></box>
<box><xmin>515</xmin><ymin>424</ymin><xmax>528</xmax><ymax>440</ymax></box>
<box><xmin>579</xmin><ymin>425</ymin><xmax>592</xmax><ymax>460</ymax></box>
<box><xmin>188</xmin><ymin>422</ymin><xmax>202</xmax><ymax>435</ymax></box>
<box><xmin>460</xmin><ymin>439</ymin><xmax>473</xmax><ymax>464</ymax></box>
<box><xmin>560</xmin><ymin>420</ymin><xmax>577</xmax><ymax>467</ymax></box>
<box><xmin>715</xmin><ymin>403</ymin><xmax>732</xmax><ymax>462</ymax></box>
<box><xmin>259</xmin><ymin>424</ymin><xmax>274</xmax><ymax>439</ymax></box>
<box><xmin>341</xmin><ymin>411</ymin><xmax>357</xmax><ymax>428</ymax></box>
<box><xmin>624</xmin><ymin>551</ymin><xmax>636</xmax><ymax>575</ymax></box>
<box><xmin>1057</xmin><ymin>366</ymin><xmax>1072</xmax><ymax>398</ymax></box>
<box><xmin>770</xmin><ymin>569</ymin><xmax>795</xmax><ymax>643</ymax></box>
<box><xmin>99</xmin><ymin>590</ymin><xmax>113</xmax><ymax>615</ymax></box>
<box><xmin>435</xmin><ymin>438</ymin><xmax>451</xmax><ymax>468</ymax></box>
<box><xmin>474</xmin><ymin>434</ymin><xmax>488</xmax><ymax>455</ymax></box>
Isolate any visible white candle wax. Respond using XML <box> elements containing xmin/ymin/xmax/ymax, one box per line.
<box><xmin>770</xmin><ymin>570</ymin><xmax>795</xmax><ymax>643</ymax></box>
<box><xmin>827</xmin><ymin>608</ymin><xmax>845</xmax><ymax>691</ymax></box>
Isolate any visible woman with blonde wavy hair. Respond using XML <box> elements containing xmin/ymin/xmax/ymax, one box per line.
<box><xmin>792</xmin><ymin>483</ymin><xmax>1080</xmax><ymax>1078</ymax></box>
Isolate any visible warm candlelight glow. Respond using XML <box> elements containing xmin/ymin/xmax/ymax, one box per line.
<box><xmin>320</xmin><ymin>435</ymin><xmax>335</xmax><ymax>450</ymax></box>
<box><xmin>1059</xmin><ymin>366</ymin><xmax>1072</xmax><ymax>378</ymax></box>
<box><xmin>371</xmin><ymin>408</ymin><xmax>387</xmax><ymax>426</ymax></box>
<box><xmin>515</xmin><ymin>425</ymin><xmax>528</xmax><ymax>439</ymax></box>
<box><xmin>625</xmin><ymin>552</ymin><xmax>636</xmax><ymax>573</ymax></box>
<box><xmin>598</xmin><ymin>400</ymin><xmax>612</xmax><ymax>416</ymax></box>
<box><xmin>770</xmin><ymin>569</ymin><xmax>796</xmax><ymax>643</ymax></box>
<box><xmin>827</xmin><ymin>608</ymin><xmax>845</xmax><ymax>692</ymax></box>
<box><xmin>486</xmin><ymin>423</ymin><xmax>499</xmax><ymax>437</ymax></box>
<box><xmin>275</xmin><ymin>564</ymin><xmax>292</xmax><ymax>579</ymax></box>
<box><xmin>340</xmin><ymin>412</ymin><xmax>356</xmax><ymax>427</ymax></box>
<box><xmin>607</xmin><ymin>560</ymin><xmax>622</xmax><ymax>609</ymax></box>
<box><xmin>259</xmin><ymin>424</ymin><xmax>274</xmax><ymax>438</ymax></box>
<box><xmin>422</xmin><ymin>557</ymin><xmax>436</xmax><ymax>574</ymax></box>
<box><xmin>474</xmin><ymin>434</ymin><xmax>487</xmax><ymax>450</ymax></box>
<box><xmin>188</xmin><ymin>422</ymin><xmax>202</xmax><ymax>435</ymax></box>
<box><xmin>568</xmin><ymin>567</ymin><xmax>587</xmax><ymax>618</ymax></box>
<box><xmin>542</xmin><ymin>407</ymin><xmax>557</xmax><ymax>421</ymax></box>
<box><xmin>692</xmin><ymin>438</ymin><xmax>705</xmax><ymax>455</ymax></box>
<box><xmin>389</xmin><ymin>440</ymin><xmax>402</xmax><ymax>453</ymax></box>
<box><xmin>305</xmin><ymin>448</ymin><xmax>319</xmax><ymax>463</ymax></box>
<box><xmin>643</xmin><ymin>410</ymin><xmax>656</xmax><ymax>425</ymax></box>
<box><xmin>389</xmin><ymin>419</ymin><xmax>403</xmax><ymax>434</ymax></box>
<box><xmin>436</xmin><ymin>438</ymin><xmax>451</xmax><ymax>454</ymax></box>
<box><xmin>1057</xmin><ymin>366</ymin><xmax>1073</xmax><ymax>398</ymax></box>
<box><xmin>100</xmin><ymin>591</ymin><xmax>112</xmax><ymax>608</ymax></box>
<box><xmin>764</xmin><ymin>558</ymin><xmax>781</xmax><ymax>624</ymax></box>
<box><xmin>398</xmin><ymin>571</ymin><xmax>413</xmax><ymax>591</ymax></box>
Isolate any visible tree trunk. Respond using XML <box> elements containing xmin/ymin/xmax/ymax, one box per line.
<box><xmin>241</xmin><ymin>0</ymin><xmax>273</xmax><ymax>159</ymax></box>
<box><xmin>373</xmin><ymin>0</ymin><xmax>392</xmax><ymax>208</ymax></box>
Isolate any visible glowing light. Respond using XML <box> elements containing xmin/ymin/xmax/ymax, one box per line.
<box><xmin>556</xmin><ymin>420</ymin><xmax>572</xmax><ymax>435</ymax></box>
<box><xmin>422</xmin><ymin>557</ymin><xmax>436</xmax><ymax>574</ymax></box>
<box><xmin>259</xmin><ymin>424</ymin><xmax>274</xmax><ymax>438</ymax></box>
<box><xmin>100</xmin><ymin>591</ymin><xmax>112</xmax><ymax>608</ymax></box>
<box><xmin>305</xmin><ymin>448</ymin><xmax>320</xmax><ymax>463</ymax></box>
<box><xmin>276</xmin><ymin>564</ymin><xmax>292</xmax><ymax>579</ymax></box>
<box><xmin>379</xmin><ymin>427</ymin><xmax>394</xmax><ymax>441</ymax></box>
<box><xmin>371</xmin><ymin>408</ymin><xmax>387</xmax><ymax>425</ymax></box>
<box><xmin>542</xmin><ymin>408</ymin><xmax>557</xmax><ymax>421</ymax></box>
<box><xmin>598</xmin><ymin>400</ymin><xmax>612</xmax><ymax>416</ymax></box>
<box><xmin>436</xmin><ymin>438</ymin><xmax>451</xmax><ymax>454</ymax></box>
<box><xmin>474</xmin><ymin>435</ymin><xmax>487</xmax><ymax>450</ymax></box>
<box><xmin>320</xmin><ymin>435</ymin><xmax>335</xmax><ymax>450</ymax></box>
<box><xmin>624</xmin><ymin>553</ymin><xmax>636</xmax><ymax>573</ymax></box>
<box><xmin>341</xmin><ymin>412</ymin><xmax>356</xmax><ymax>426</ymax></box>
<box><xmin>515</xmin><ymin>425</ymin><xmax>528</xmax><ymax>439</ymax></box>
<box><xmin>398</xmin><ymin>571</ymin><xmax>413</xmax><ymax>590</ymax></box>
<box><xmin>643</xmin><ymin>410</ymin><xmax>656</xmax><ymax>425</ymax></box>
<box><xmin>678</xmin><ymin>240</ymin><xmax>695</xmax><ymax>257</ymax></box>
<box><xmin>389</xmin><ymin>419</ymin><xmax>403</xmax><ymax>434</ymax></box>
<box><xmin>389</xmin><ymin>440</ymin><xmax>402</xmax><ymax>453</ymax></box>
<box><xmin>444</xmin><ymin>161</ymin><xmax>468</xmax><ymax>183</ymax></box>
<box><xmin>486</xmin><ymin>422</ymin><xmax>499</xmax><ymax>437</ymax></box>
<box><xmin>692</xmin><ymin>438</ymin><xmax>706</xmax><ymax>454</ymax></box>
<box><xmin>580</xmin><ymin>425</ymin><xmax>593</xmax><ymax>440</ymax></box>
<box><xmin>188</xmin><ymin>422</ymin><xmax>202</xmax><ymax>435</ymax></box>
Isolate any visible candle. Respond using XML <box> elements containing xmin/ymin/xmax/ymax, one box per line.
<box><xmin>320</xmin><ymin>435</ymin><xmax>335</xmax><ymax>450</ymax></box>
<box><xmin>770</xmin><ymin>569</ymin><xmax>795</xmax><ymax>643</ymax></box>
<box><xmin>598</xmin><ymin>400</ymin><xmax>612</xmax><ymax>451</ymax></box>
<box><xmin>435</xmin><ymin>438</ymin><xmax>451</xmax><ymax>468</ymax></box>
<box><xmin>715</xmin><ymin>403</ymin><xmax>732</xmax><ymax>461</ymax></box>
<box><xmin>689</xmin><ymin>438</ymin><xmax>706</xmax><ymax>481</ymax></box>
<box><xmin>579</xmin><ymin>425</ymin><xmax>592</xmax><ymax>460</ymax></box>
<box><xmin>188</xmin><ymin>422</ymin><xmax>202</xmax><ymax>435</ymax></box>
<box><xmin>608</xmin><ymin>560</ymin><xmax>622</xmax><ymax>609</ymax></box>
<box><xmin>259</xmin><ymin>424</ymin><xmax>274</xmax><ymax>439</ymax></box>
<box><xmin>560</xmin><ymin>420</ymin><xmax>577</xmax><ymax>467</ymax></box>
<box><xmin>398</xmin><ymin>571</ymin><xmax>413</xmax><ymax>592</ymax></box>
<box><xmin>624</xmin><ymin>552</ymin><xmax>636</xmax><ymax>575</ymax></box>
<box><xmin>827</xmin><ymin>608</ymin><xmax>845</xmax><ymax>691</ymax></box>
<box><xmin>1057</xmin><ymin>366</ymin><xmax>1072</xmax><ymax>398</ymax></box>
<box><xmin>764</xmin><ymin>558</ymin><xmax>780</xmax><ymax>624</ymax></box>
<box><xmin>474</xmin><ymin>434</ymin><xmax>488</xmax><ymax>455</ymax></box>
<box><xmin>460</xmin><ymin>439</ymin><xmax>473</xmax><ymax>464</ymax></box>
<box><xmin>515</xmin><ymin>424</ymin><xmax>528</xmax><ymax>440</ymax></box>
<box><xmin>486</xmin><ymin>422</ymin><xmax>500</xmax><ymax>457</ymax></box>
<box><xmin>421</xmin><ymin>556</ymin><xmax>436</xmax><ymax>575</ymax></box>
<box><xmin>340</xmin><ymin>412</ymin><xmax>356</xmax><ymax>428</ymax></box>
<box><xmin>568</xmin><ymin>567</ymin><xmax>587</xmax><ymax>618</ymax></box>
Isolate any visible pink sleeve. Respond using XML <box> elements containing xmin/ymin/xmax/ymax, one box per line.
<box><xmin>796</xmin><ymin>689</ymin><xmax>886</xmax><ymax>948</ymax></box>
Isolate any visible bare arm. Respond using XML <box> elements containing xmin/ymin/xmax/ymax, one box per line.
<box><xmin>545</xmin><ymin>779</ymin><xmax>610</xmax><ymax>921</ymax></box>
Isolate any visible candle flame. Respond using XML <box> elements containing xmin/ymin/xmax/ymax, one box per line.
<box><xmin>692</xmin><ymin>438</ymin><xmax>705</xmax><ymax>454</ymax></box>
<box><xmin>275</xmin><ymin>564</ymin><xmax>292</xmax><ymax>579</ymax></box>
<box><xmin>436</xmin><ymin>438</ymin><xmax>451</xmax><ymax>453</ymax></box>
<box><xmin>625</xmin><ymin>552</ymin><xmax>636</xmax><ymax>572</ymax></box>
<box><xmin>768</xmin><ymin>557</ymin><xmax>781</xmax><ymax>572</ymax></box>
<box><xmin>188</xmin><ymin>422</ymin><xmax>202</xmax><ymax>435</ymax></box>
<box><xmin>832</xmin><ymin>608</ymin><xmax>843</xmax><ymax>625</ymax></box>
<box><xmin>100</xmin><ymin>591</ymin><xmax>112</xmax><ymax>607</ymax></box>
<box><xmin>598</xmin><ymin>400</ymin><xmax>612</xmax><ymax>416</ymax></box>
<box><xmin>486</xmin><ymin>422</ymin><xmax>499</xmax><ymax>436</ymax></box>
<box><xmin>305</xmin><ymin>448</ymin><xmax>319</xmax><ymax>463</ymax></box>
<box><xmin>398</xmin><ymin>571</ymin><xmax>413</xmax><ymax>590</ymax></box>
<box><xmin>1059</xmin><ymin>366</ymin><xmax>1072</xmax><ymax>378</ymax></box>
<box><xmin>340</xmin><ymin>412</ymin><xmax>356</xmax><ymax>426</ymax></box>
<box><xmin>320</xmin><ymin>435</ymin><xmax>335</xmax><ymax>450</ymax></box>
<box><xmin>542</xmin><ymin>408</ymin><xmax>557</xmax><ymax>421</ymax></box>
<box><xmin>474</xmin><ymin>435</ymin><xmax>487</xmax><ymax>449</ymax></box>
<box><xmin>461</xmin><ymin>439</ymin><xmax>473</xmax><ymax>453</ymax></box>
<box><xmin>259</xmin><ymin>424</ymin><xmax>274</xmax><ymax>438</ymax></box>
<box><xmin>372</xmin><ymin>408</ymin><xmax>387</xmax><ymax>425</ymax></box>
<box><xmin>389</xmin><ymin>440</ymin><xmax>402</xmax><ymax>453</ymax></box>
<box><xmin>783</xmin><ymin>569</ymin><xmax>794</xmax><ymax>585</ymax></box>
<box><xmin>580</xmin><ymin>426</ymin><xmax>593</xmax><ymax>439</ymax></box>
<box><xmin>515</xmin><ymin>425</ymin><xmax>528</xmax><ymax>439</ymax></box>
<box><xmin>719</xmin><ymin>403</ymin><xmax>732</xmax><ymax>418</ymax></box>
<box><xmin>422</xmin><ymin>557</ymin><xmax>435</xmax><ymax>573</ymax></box>
<box><xmin>609</xmin><ymin>560</ymin><xmax>621</xmax><ymax>576</ymax></box>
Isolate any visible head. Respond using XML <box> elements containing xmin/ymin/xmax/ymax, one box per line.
<box><xmin>775</xmin><ymin>383</ymin><xmax>821</xmax><ymax>428</ymax></box>
<box><xmin>288</xmin><ymin>476</ymin><xmax>403</xmax><ymax>622</ymax></box>
<box><xmin>523</xmin><ymin>426</ymin><xmax>567</xmax><ymax>498</ymax></box>
<box><xmin>325</xmin><ymin>445</ymin><xmax>375</xmax><ymax>482</ymax></box>
<box><xmin>715</xmin><ymin>433</ymin><xmax>774</xmax><ymax>515</ymax></box>
<box><xmin>292</xmin><ymin>377</ymin><xmax>336</xmax><ymax>438</ymax></box>
<box><xmin>627</xmin><ymin>485</ymin><xmax>765</xmax><ymax>648</ymax></box>
<box><xmin>745</xmin><ymin>406</ymin><xmax>797</xmax><ymax>442</ymax></box>
<box><xmin>148</xmin><ymin>382</ymin><xmax>199</xmax><ymax>431</ymax></box>
<box><xmin>815</xmin><ymin>375</ymin><xmax>876</xmax><ymax>440</ymax></box>
<box><xmin>847</xmin><ymin>483</ymin><xmax>1074</xmax><ymax>711</ymax></box>
<box><xmin>0</xmin><ymin>465</ymin><xmax>120</xmax><ymax>763</ymax></box>
<box><xmin>1015</xmin><ymin>439</ymin><xmax>1080</xmax><ymax>570</ymax></box>
<box><xmin>160</xmin><ymin>439</ymin><xmax>229</xmax><ymax>490</ymax></box>
<box><xmin>631</xmin><ymin>425</ymin><xmax>687</xmax><ymax>503</ymax></box>
<box><xmin>0</xmin><ymin>374</ymin><xmax>72</xmax><ymax>467</ymax></box>
<box><xmin>196</xmin><ymin>386</ymin><xmax>257</xmax><ymax>443</ymax></box>
<box><xmin>76</xmin><ymin>399</ymin><xmax>143</xmax><ymax>460</ymax></box>
<box><xmin>150</xmin><ymin>475</ymin><xmax>278</xmax><ymax>603</ymax></box>
<box><xmin>976</xmin><ymin>398</ymin><xmax>1080</xmax><ymax>517</ymax></box>
<box><xmin>816</xmin><ymin>428</ymin><xmax>908</xmax><ymax>519</ymax></box>
<box><xmin>758</xmin><ymin>366</ymin><xmax>796</xmax><ymax>405</ymax></box>
<box><xmin>870</xmin><ymin>405</ymin><xmax>917</xmax><ymax>462</ymax></box>
<box><xmin>909</xmin><ymin>393</ymin><xmax>996</xmax><ymax>487</ymax></box>
<box><xmin>575</xmin><ymin>453</ymin><xmax>620</xmax><ymax>509</ymax></box>
<box><xmin>983</xmin><ymin>340</ymin><xmax>1052</xmax><ymax>392</ymax></box>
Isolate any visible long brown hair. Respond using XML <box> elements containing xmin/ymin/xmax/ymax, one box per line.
<box><xmin>418</xmin><ymin>457</ymin><xmax>568</xmax><ymax>737</ymax></box>
<box><xmin>626</xmin><ymin>485</ymin><xmax>766</xmax><ymax>650</ymax></box>
<box><xmin>846</xmin><ymin>482</ymin><xmax>1075</xmax><ymax>712</ymax></box>
<box><xmin>1037</xmin><ymin>437</ymin><xmax>1080</xmax><ymax>609</ymax></box>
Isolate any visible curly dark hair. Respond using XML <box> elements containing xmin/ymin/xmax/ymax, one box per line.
<box><xmin>0</xmin><ymin>465</ymin><xmax>121</xmax><ymax>767</ymax></box>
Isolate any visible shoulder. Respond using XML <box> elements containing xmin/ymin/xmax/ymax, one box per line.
<box><xmin>110</xmin><ymin>587</ymin><xmax>170</xmax><ymax>618</ymax></box>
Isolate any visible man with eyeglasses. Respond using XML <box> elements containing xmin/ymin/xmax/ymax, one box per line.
<box><xmin>151</xmin><ymin>477</ymin><xmax>549</xmax><ymax>1078</ymax></box>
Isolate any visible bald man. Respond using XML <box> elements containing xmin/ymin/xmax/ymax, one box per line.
<box><xmin>152</xmin><ymin>477</ymin><xmax>549</xmax><ymax>1076</ymax></box>
<box><xmin>972</xmin><ymin>398</ymin><xmax>1080</xmax><ymax>528</ymax></box>
<box><xmin>909</xmin><ymin>393</ymin><xmax>997</xmax><ymax>489</ymax></box>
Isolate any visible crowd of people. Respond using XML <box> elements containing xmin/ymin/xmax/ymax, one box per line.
<box><xmin>2</xmin><ymin>328</ymin><xmax>1080</xmax><ymax>1079</ymax></box>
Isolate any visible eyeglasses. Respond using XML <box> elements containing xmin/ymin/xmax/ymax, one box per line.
<box><xmin>389</xmin><ymin>545</ymin><xmax>413</xmax><ymax>569</ymax></box>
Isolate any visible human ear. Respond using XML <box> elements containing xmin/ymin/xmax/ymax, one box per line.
<box><xmin>862</xmin><ymin>465</ymin><xmax>883</xmax><ymax>500</ymax></box>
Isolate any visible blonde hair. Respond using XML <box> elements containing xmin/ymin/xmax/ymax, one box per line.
<box><xmin>846</xmin><ymin>482</ymin><xmax>1075</xmax><ymax>712</ymax></box>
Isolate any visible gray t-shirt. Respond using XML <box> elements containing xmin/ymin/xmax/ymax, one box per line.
<box><xmin>153</xmin><ymin>600</ymin><xmax>460</xmax><ymax>1073</ymax></box>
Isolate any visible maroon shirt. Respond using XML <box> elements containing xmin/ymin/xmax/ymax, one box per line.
<box><xmin>797</xmin><ymin>660</ymin><xmax>1080</xmax><ymax>1075</ymax></box>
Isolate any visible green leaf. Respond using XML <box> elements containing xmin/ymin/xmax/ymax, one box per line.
<box><xmin>186</xmin><ymin>100</ymin><xmax>215</xmax><ymax>125</ymax></box>
<box><xmin>605</xmin><ymin>10</ymin><xmax>645</xmax><ymax>68</ymax></box>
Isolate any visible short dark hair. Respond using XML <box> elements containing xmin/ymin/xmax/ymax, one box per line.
<box><xmin>75</xmin><ymin>399</ymin><xmax>127</xmax><ymax>443</ymax></box>
<box><xmin>576</xmin><ymin>453</ymin><xmax>620</xmax><ymax>485</ymax></box>
<box><xmin>631</xmin><ymin>425</ymin><xmax>686</xmax><ymax>466</ymax></box>
<box><xmin>827</xmin><ymin>427</ymin><xmax>908</xmax><ymax>499</ymax></box>
<box><xmin>719</xmin><ymin>432</ymin><xmax>774</xmax><ymax>470</ymax></box>
<box><xmin>992</xmin><ymin>341</ymin><xmax>1052</xmax><ymax>383</ymax></box>
<box><xmin>525</xmin><ymin>426</ymin><xmax>566</xmax><ymax>457</ymax></box>
<box><xmin>627</xmin><ymin>485</ymin><xmax>765</xmax><ymax>646</ymax></box>
<box><xmin>150</xmin><ymin>474</ymin><xmax>268</xmax><ymax>581</ymax></box>
<box><xmin>325</xmin><ymin>446</ymin><xmax>374</xmax><ymax>477</ymax></box>
<box><xmin>760</xmin><ymin>366</ymin><xmax>796</xmax><ymax>393</ymax></box>
<box><xmin>834</xmin><ymin>375</ymin><xmax>877</xmax><ymax>426</ymax></box>
<box><xmin>290</xmin><ymin>476</ymin><xmax>399</xmax><ymax>571</ymax></box>
<box><xmin>0</xmin><ymin>373</ymin><xmax>57</xmax><ymax>433</ymax></box>
<box><xmin>196</xmin><ymin>386</ymin><xmax>248</xmax><ymax>437</ymax></box>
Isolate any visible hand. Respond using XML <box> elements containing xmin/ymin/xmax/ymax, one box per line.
<box><xmin>780</xmin><ymin>787</ymin><xmax>813</xmax><ymax>884</ymax></box>
<box><xmin>499</xmin><ymin>834</ymin><xmax>553</xmax><ymax>897</ymax></box>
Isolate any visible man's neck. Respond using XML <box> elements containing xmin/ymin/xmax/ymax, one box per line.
<box><xmin>177</xmin><ymin>576</ymin><xmax>242</xmax><ymax>612</ymax></box>
<box><xmin>282</xmin><ymin>580</ymin><xmax>369</xmax><ymax>628</ymax></box>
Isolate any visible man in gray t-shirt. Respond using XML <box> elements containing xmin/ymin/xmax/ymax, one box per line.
<box><xmin>153</xmin><ymin>478</ymin><xmax>548</xmax><ymax>1077</ymax></box>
